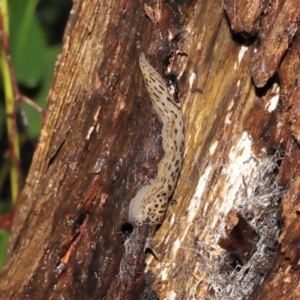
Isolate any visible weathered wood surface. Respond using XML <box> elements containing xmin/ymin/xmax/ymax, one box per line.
<box><xmin>0</xmin><ymin>0</ymin><xmax>300</xmax><ymax>299</ymax></box>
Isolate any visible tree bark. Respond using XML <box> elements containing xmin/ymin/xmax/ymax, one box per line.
<box><xmin>0</xmin><ymin>0</ymin><xmax>300</xmax><ymax>299</ymax></box>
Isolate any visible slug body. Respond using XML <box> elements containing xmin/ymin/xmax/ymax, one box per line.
<box><xmin>128</xmin><ymin>53</ymin><xmax>184</xmax><ymax>232</ymax></box>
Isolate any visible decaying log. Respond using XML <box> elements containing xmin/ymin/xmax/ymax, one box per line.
<box><xmin>0</xmin><ymin>0</ymin><xmax>300</xmax><ymax>299</ymax></box>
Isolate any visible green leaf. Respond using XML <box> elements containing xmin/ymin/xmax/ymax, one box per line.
<box><xmin>9</xmin><ymin>0</ymin><xmax>46</xmax><ymax>87</ymax></box>
<box><xmin>0</xmin><ymin>199</ymin><xmax>12</xmax><ymax>214</ymax></box>
<box><xmin>8</xmin><ymin>0</ymin><xmax>62</xmax><ymax>137</ymax></box>
<box><xmin>0</xmin><ymin>230</ymin><xmax>10</xmax><ymax>270</ymax></box>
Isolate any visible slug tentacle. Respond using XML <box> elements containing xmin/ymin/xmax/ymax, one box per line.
<box><xmin>128</xmin><ymin>53</ymin><xmax>184</xmax><ymax>232</ymax></box>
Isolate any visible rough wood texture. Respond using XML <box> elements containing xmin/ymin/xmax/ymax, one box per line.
<box><xmin>251</xmin><ymin>0</ymin><xmax>300</xmax><ymax>87</ymax></box>
<box><xmin>225</xmin><ymin>0</ymin><xmax>270</xmax><ymax>36</ymax></box>
<box><xmin>226</xmin><ymin>1</ymin><xmax>300</xmax><ymax>299</ymax></box>
<box><xmin>1</xmin><ymin>1</ymin><xmax>158</xmax><ymax>298</ymax></box>
<box><xmin>218</xmin><ymin>209</ymin><xmax>259</xmax><ymax>264</ymax></box>
<box><xmin>247</xmin><ymin>14</ymin><xmax>300</xmax><ymax>300</ymax></box>
<box><xmin>0</xmin><ymin>0</ymin><xmax>300</xmax><ymax>299</ymax></box>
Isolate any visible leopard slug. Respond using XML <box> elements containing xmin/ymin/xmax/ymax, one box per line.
<box><xmin>128</xmin><ymin>53</ymin><xmax>184</xmax><ymax>236</ymax></box>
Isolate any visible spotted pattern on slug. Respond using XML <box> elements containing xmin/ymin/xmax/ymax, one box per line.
<box><xmin>128</xmin><ymin>53</ymin><xmax>184</xmax><ymax>229</ymax></box>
